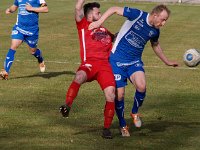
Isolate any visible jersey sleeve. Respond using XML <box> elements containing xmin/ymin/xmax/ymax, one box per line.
<box><xmin>123</xmin><ymin>7</ymin><xmax>142</xmax><ymax>21</ymax></box>
<box><xmin>76</xmin><ymin>17</ymin><xmax>89</xmax><ymax>30</ymax></box>
<box><xmin>38</xmin><ymin>0</ymin><xmax>46</xmax><ymax>4</ymax></box>
<box><xmin>14</xmin><ymin>0</ymin><xmax>18</xmax><ymax>6</ymax></box>
<box><xmin>151</xmin><ymin>30</ymin><xmax>160</xmax><ymax>43</ymax></box>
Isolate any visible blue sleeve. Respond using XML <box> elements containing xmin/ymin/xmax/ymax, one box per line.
<box><xmin>14</xmin><ymin>0</ymin><xmax>18</xmax><ymax>6</ymax></box>
<box><xmin>123</xmin><ymin>7</ymin><xmax>141</xmax><ymax>21</ymax></box>
<box><xmin>151</xmin><ymin>30</ymin><xmax>160</xmax><ymax>42</ymax></box>
<box><xmin>38</xmin><ymin>0</ymin><xmax>46</xmax><ymax>4</ymax></box>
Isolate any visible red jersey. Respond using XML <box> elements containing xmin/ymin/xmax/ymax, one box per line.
<box><xmin>76</xmin><ymin>17</ymin><xmax>113</xmax><ymax>62</ymax></box>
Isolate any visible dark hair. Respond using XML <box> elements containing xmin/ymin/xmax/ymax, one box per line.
<box><xmin>83</xmin><ymin>2</ymin><xmax>100</xmax><ymax>17</ymax></box>
<box><xmin>151</xmin><ymin>4</ymin><xmax>171</xmax><ymax>16</ymax></box>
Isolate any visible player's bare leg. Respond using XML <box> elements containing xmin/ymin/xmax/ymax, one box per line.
<box><xmin>130</xmin><ymin>71</ymin><xmax>146</xmax><ymax>128</ymax></box>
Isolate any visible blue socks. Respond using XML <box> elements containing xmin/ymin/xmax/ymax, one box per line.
<box><xmin>4</xmin><ymin>49</ymin><xmax>43</xmax><ymax>73</ymax></box>
<box><xmin>4</xmin><ymin>49</ymin><xmax>16</xmax><ymax>73</ymax></box>
<box><xmin>115</xmin><ymin>99</ymin><xmax>126</xmax><ymax>128</ymax></box>
<box><xmin>115</xmin><ymin>90</ymin><xmax>146</xmax><ymax>127</ymax></box>
<box><xmin>32</xmin><ymin>49</ymin><xmax>43</xmax><ymax>63</ymax></box>
<box><xmin>132</xmin><ymin>90</ymin><xmax>146</xmax><ymax>114</ymax></box>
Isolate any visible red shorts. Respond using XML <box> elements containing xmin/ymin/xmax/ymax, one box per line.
<box><xmin>77</xmin><ymin>60</ymin><xmax>115</xmax><ymax>90</ymax></box>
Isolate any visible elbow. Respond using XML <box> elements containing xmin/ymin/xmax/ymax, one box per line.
<box><xmin>110</xmin><ymin>6</ymin><xmax>123</xmax><ymax>15</ymax></box>
<box><xmin>109</xmin><ymin>6</ymin><xmax>118</xmax><ymax>12</ymax></box>
<box><xmin>44</xmin><ymin>7</ymin><xmax>49</xmax><ymax>13</ymax></box>
<box><xmin>75</xmin><ymin>3</ymin><xmax>82</xmax><ymax>12</ymax></box>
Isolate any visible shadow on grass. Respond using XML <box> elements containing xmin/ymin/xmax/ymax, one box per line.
<box><xmin>126</xmin><ymin>119</ymin><xmax>200</xmax><ymax>136</ymax></box>
<box><xmin>73</xmin><ymin>128</ymin><xmax>100</xmax><ymax>135</ymax></box>
<box><xmin>10</xmin><ymin>71</ymin><xmax>75</xmax><ymax>79</ymax></box>
<box><xmin>72</xmin><ymin>118</ymin><xmax>200</xmax><ymax>138</ymax></box>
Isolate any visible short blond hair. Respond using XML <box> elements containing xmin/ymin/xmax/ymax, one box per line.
<box><xmin>150</xmin><ymin>4</ymin><xmax>171</xmax><ymax>16</ymax></box>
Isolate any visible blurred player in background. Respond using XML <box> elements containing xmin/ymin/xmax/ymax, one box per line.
<box><xmin>89</xmin><ymin>4</ymin><xmax>179</xmax><ymax>137</ymax></box>
<box><xmin>0</xmin><ymin>0</ymin><xmax>48</xmax><ymax>80</ymax></box>
<box><xmin>59</xmin><ymin>0</ymin><xmax>116</xmax><ymax>139</ymax></box>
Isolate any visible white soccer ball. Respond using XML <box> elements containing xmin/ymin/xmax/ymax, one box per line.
<box><xmin>183</xmin><ymin>49</ymin><xmax>200</xmax><ymax>67</ymax></box>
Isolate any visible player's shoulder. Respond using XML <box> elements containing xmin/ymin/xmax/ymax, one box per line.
<box><xmin>124</xmin><ymin>7</ymin><xmax>142</xmax><ymax>15</ymax></box>
<box><xmin>124</xmin><ymin>7</ymin><xmax>144</xmax><ymax>20</ymax></box>
<box><xmin>39</xmin><ymin>0</ymin><xmax>47</xmax><ymax>3</ymax></box>
<box><xmin>76</xmin><ymin>17</ymin><xmax>90</xmax><ymax>29</ymax></box>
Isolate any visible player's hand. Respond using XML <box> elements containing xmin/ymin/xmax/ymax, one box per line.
<box><xmin>5</xmin><ymin>8</ymin><xmax>12</xmax><ymax>14</ymax></box>
<box><xmin>26</xmin><ymin>3</ymin><xmax>33</xmax><ymax>11</ymax></box>
<box><xmin>88</xmin><ymin>21</ymin><xmax>101</xmax><ymax>30</ymax></box>
<box><xmin>167</xmin><ymin>61</ymin><xmax>179</xmax><ymax>67</ymax></box>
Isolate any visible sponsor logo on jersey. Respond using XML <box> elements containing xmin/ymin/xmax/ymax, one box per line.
<box><xmin>136</xmin><ymin>19</ymin><xmax>144</xmax><ymax>28</ymax></box>
<box><xmin>149</xmin><ymin>30</ymin><xmax>154</xmax><ymax>37</ymax></box>
<box><xmin>125</xmin><ymin>31</ymin><xmax>145</xmax><ymax>48</ymax></box>
<box><xmin>134</xmin><ymin>25</ymin><xmax>140</xmax><ymax>30</ymax></box>
<box><xmin>19</xmin><ymin>4</ymin><xmax>32</xmax><ymax>15</ymax></box>
<box><xmin>91</xmin><ymin>28</ymin><xmax>111</xmax><ymax>45</ymax></box>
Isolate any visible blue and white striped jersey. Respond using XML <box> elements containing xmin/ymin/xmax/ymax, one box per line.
<box><xmin>110</xmin><ymin>7</ymin><xmax>160</xmax><ymax>63</ymax></box>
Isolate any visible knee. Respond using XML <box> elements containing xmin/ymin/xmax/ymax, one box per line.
<box><xmin>105</xmin><ymin>87</ymin><xmax>115</xmax><ymax>102</ymax></box>
<box><xmin>136</xmin><ymin>84</ymin><xmax>146</xmax><ymax>93</ymax></box>
<box><xmin>74</xmin><ymin>71</ymin><xmax>87</xmax><ymax>84</ymax></box>
<box><xmin>117</xmin><ymin>92</ymin><xmax>125</xmax><ymax>101</ymax></box>
<box><xmin>30</xmin><ymin>48</ymin><xmax>37</xmax><ymax>54</ymax></box>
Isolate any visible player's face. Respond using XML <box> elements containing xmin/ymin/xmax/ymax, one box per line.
<box><xmin>153</xmin><ymin>10</ymin><xmax>169</xmax><ymax>29</ymax></box>
<box><xmin>92</xmin><ymin>8</ymin><xmax>101</xmax><ymax>21</ymax></box>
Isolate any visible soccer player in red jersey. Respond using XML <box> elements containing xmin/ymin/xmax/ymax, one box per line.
<box><xmin>59</xmin><ymin>0</ymin><xmax>116</xmax><ymax>139</ymax></box>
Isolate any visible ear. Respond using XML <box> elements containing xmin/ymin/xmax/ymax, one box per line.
<box><xmin>87</xmin><ymin>14</ymin><xmax>93</xmax><ymax>21</ymax></box>
<box><xmin>153</xmin><ymin>13</ymin><xmax>159</xmax><ymax>19</ymax></box>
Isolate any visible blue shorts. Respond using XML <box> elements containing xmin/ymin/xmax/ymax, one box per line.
<box><xmin>110</xmin><ymin>59</ymin><xmax>145</xmax><ymax>88</ymax></box>
<box><xmin>11</xmin><ymin>25</ymin><xmax>39</xmax><ymax>48</ymax></box>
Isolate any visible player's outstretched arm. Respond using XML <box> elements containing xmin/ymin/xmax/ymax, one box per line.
<box><xmin>88</xmin><ymin>6</ymin><xmax>124</xmax><ymax>30</ymax></box>
<box><xmin>26</xmin><ymin>3</ymin><xmax>48</xmax><ymax>13</ymax></box>
<box><xmin>151</xmin><ymin>40</ymin><xmax>179</xmax><ymax>67</ymax></box>
<box><xmin>75</xmin><ymin>0</ymin><xmax>85</xmax><ymax>22</ymax></box>
<box><xmin>5</xmin><ymin>5</ymin><xmax>18</xmax><ymax>14</ymax></box>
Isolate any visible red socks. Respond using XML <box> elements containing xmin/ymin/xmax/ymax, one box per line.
<box><xmin>104</xmin><ymin>101</ymin><xmax>115</xmax><ymax>129</ymax></box>
<box><xmin>66</xmin><ymin>82</ymin><xmax>115</xmax><ymax>129</ymax></box>
<box><xmin>65</xmin><ymin>81</ymin><xmax>80</xmax><ymax>107</ymax></box>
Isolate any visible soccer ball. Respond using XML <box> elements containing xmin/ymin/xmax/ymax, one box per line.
<box><xmin>183</xmin><ymin>49</ymin><xmax>200</xmax><ymax>67</ymax></box>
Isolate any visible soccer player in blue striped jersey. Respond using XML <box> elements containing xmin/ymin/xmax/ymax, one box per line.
<box><xmin>89</xmin><ymin>4</ymin><xmax>179</xmax><ymax>136</ymax></box>
<box><xmin>0</xmin><ymin>0</ymin><xmax>48</xmax><ymax>80</ymax></box>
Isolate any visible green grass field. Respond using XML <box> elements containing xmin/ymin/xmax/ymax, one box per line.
<box><xmin>0</xmin><ymin>0</ymin><xmax>200</xmax><ymax>149</ymax></box>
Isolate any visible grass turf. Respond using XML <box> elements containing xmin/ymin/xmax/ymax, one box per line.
<box><xmin>0</xmin><ymin>0</ymin><xmax>200</xmax><ymax>149</ymax></box>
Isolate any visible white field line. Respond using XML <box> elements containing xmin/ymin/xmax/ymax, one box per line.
<box><xmin>10</xmin><ymin>59</ymin><xmax>199</xmax><ymax>70</ymax></box>
<box><xmin>0</xmin><ymin>58</ymin><xmax>199</xmax><ymax>70</ymax></box>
